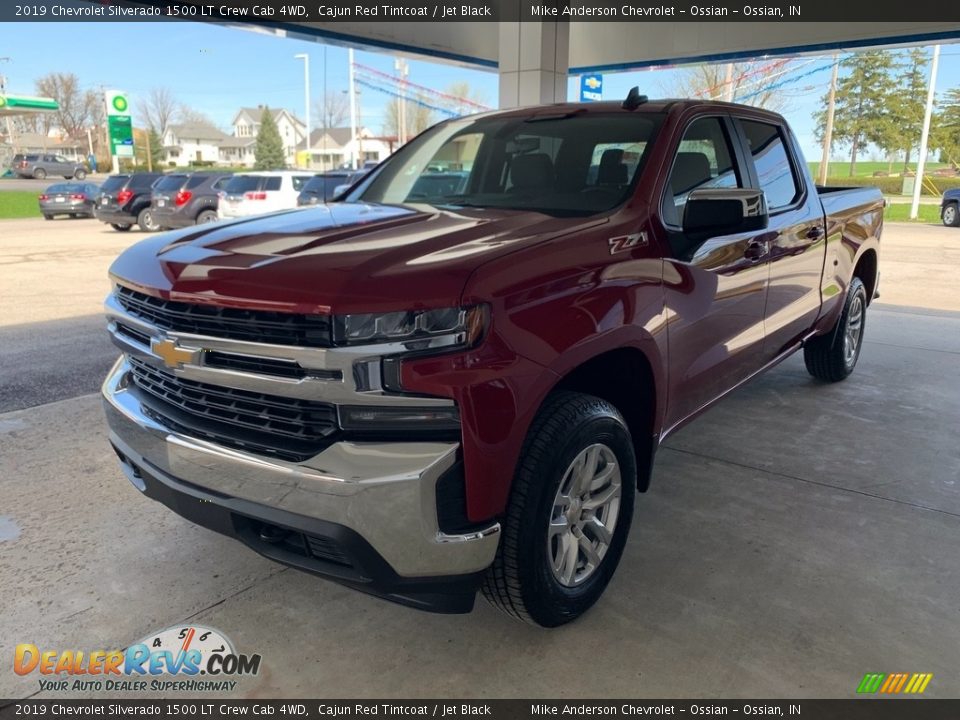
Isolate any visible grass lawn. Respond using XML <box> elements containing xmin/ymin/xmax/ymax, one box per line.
<box><xmin>884</xmin><ymin>203</ymin><xmax>941</xmax><ymax>223</ymax></box>
<box><xmin>807</xmin><ymin>161</ymin><xmax>948</xmax><ymax>178</ymax></box>
<box><xmin>0</xmin><ymin>191</ymin><xmax>41</xmax><ymax>219</ymax></box>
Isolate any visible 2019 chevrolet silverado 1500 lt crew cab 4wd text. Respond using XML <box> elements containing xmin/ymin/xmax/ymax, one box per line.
<box><xmin>102</xmin><ymin>93</ymin><xmax>882</xmax><ymax>626</ymax></box>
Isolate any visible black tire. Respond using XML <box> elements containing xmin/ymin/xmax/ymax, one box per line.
<box><xmin>137</xmin><ymin>207</ymin><xmax>159</xmax><ymax>232</ymax></box>
<box><xmin>111</xmin><ymin>223</ymin><xmax>132</xmax><ymax>232</ymax></box>
<box><xmin>43</xmin><ymin>214</ymin><xmax>53</xmax><ymax>221</ymax></box>
<box><xmin>483</xmin><ymin>391</ymin><xmax>637</xmax><ymax>627</ymax></box>
<box><xmin>942</xmin><ymin>202</ymin><xmax>960</xmax><ymax>227</ymax></box>
<box><xmin>196</xmin><ymin>209</ymin><xmax>218</xmax><ymax>224</ymax></box>
<box><xmin>73</xmin><ymin>169</ymin><xmax>87</xmax><ymax>180</ymax></box>
<box><xmin>33</xmin><ymin>168</ymin><xmax>47</xmax><ymax>179</ymax></box>
<box><xmin>804</xmin><ymin>276</ymin><xmax>867</xmax><ymax>382</ymax></box>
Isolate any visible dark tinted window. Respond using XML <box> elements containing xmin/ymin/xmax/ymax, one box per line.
<box><xmin>662</xmin><ymin>117</ymin><xmax>742</xmax><ymax>227</ymax></box>
<box><xmin>25</xmin><ymin>155</ymin><xmax>40</xmax><ymax>161</ymax></box>
<box><xmin>101</xmin><ymin>175</ymin><xmax>130</xmax><ymax>192</ymax></box>
<box><xmin>291</xmin><ymin>175</ymin><xmax>311</xmax><ymax>191</ymax></box>
<box><xmin>47</xmin><ymin>183</ymin><xmax>83</xmax><ymax>193</ymax></box>
<box><xmin>223</xmin><ymin>176</ymin><xmax>261</xmax><ymax>194</ymax></box>
<box><xmin>740</xmin><ymin>120</ymin><xmax>800</xmax><ymax>210</ymax></box>
<box><xmin>301</xmin><ymin>177</ymin><xmax>326</xmax><ymax>193</ymax></box>
<box><xmin>186</xmin><ymin>175</ymin><xmax>210</xmax><ymax>189</ymax></box>
<box><xmin>131</xmin><ymin>174</ymin><xmax>159</xmax><ymax>188</ymax></box>
<box><xmin>263</xmin><ymin>177</ymin><xmax>282</xmax><ymax>191</ymax></box>
<box><xmin>153</xmin><ymin>175</ymin><xmax>188</xmax><ymax>191</ymax></box>
<box><xmin>212</xmin><ymin>177</ymin><xmax>229</xmax><ymax>190</ymax></box>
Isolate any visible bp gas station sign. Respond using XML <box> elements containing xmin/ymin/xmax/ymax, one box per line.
<box><xmin>106</xmin><ymin>90</ymin><xmax>134</xmax><ymax>157</ymax></box>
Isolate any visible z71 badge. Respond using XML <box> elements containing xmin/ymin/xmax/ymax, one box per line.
<box><xmin>608</xmin><ymin>233</ymin><xmax>648</xmax><ymax>254</ymax></box>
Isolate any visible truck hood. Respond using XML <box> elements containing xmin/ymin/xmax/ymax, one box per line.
<box><xmin>109</xmin><ymin>203</ymin><xmax>605</xmax><ymax>314</ymax></box>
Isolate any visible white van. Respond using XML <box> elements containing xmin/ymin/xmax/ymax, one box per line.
<box><xmin>218</xmin><ymin>171</ymin><xmax>314</xmax><ymax>219</ymax></box>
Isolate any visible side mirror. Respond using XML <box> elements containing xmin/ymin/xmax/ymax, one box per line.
<box><xmin>682</xmin><ymin>188</ymin><xmax>768</xmax><ymax>238</ymax></box>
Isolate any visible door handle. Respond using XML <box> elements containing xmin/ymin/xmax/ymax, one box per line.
<box><xmin>743</xmin><ymin>239</ymin><xmax>767</xmax><ymax>262</ymax></box>
<box><xmin>806</xmin><ymin>226</ymin><xmax>824</xmax><ymax>240</ymax></box>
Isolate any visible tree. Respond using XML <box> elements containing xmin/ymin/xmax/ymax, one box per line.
<box><xmin>34</xmin><ymin>72</ymin><xmax>99</xmax><ymax>138</ymax></box>
<box><xmin>313</xmin><ymin>91</ymin><xmax>349</xmax><ymax>132</ymax></box>
<box><xmin>879</xmin><ymin>48</ymin><xmax>929</xmax><ymax>171</ymax></box>
<box><xmin>813</xmin><ymin>51</ymin><xmax>895</xmax><ymax>176</ymax></box>
<box><xmin>177</xmin><ymin>105</ymin><xmax>219</xmax><ymax>129</ymax></box>
<box><xmin>254</xmin><ymin>106</ymin><xmax>285</xmax><ymax>169</ymax></box>
<box><xmin>147</xmin><ymin>128</ymin><xmax>164</xmax><ymax>169</ymax></box>
<box><xmin>140</xmin><ymin>87</ymin><xmax>177</xmax><ymax>137</ymax></box>
<box><xmin>932</xmin><ymin>88</ymin><xmax>960</xmax><ymax>167</ymax></box>
<box><xmin>383</xmin><ymin>93</ymin><xmax>433</xmax><ymax>138</ymax></box>
<box><xmin>670</xmin><ymin>62</ymin><xmax>788</xmax><ymax>111</ymax></box>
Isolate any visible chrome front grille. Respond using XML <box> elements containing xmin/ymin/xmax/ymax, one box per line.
<box><xmin>128</xmin><ymin>356</ymin><xmax>338</xmax><ymax>461</ymax></box>
<box><xmin>115</xmin><ymin>285</ymin><xmax>333</xmax><ymax>347</ymax></box>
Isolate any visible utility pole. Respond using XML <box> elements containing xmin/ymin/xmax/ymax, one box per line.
<box><xmin>818</xmin><ymin>54</ymin><xmax>840</xmax><ymax>186</ymax></box>
<box><xmin>0</xmin><ymin>60</ymin><xmax>16</xmax><ymax>155</ymax></box>
<box><xmin>911</xmin><ymin>44</ymin><xmax>940</xmax><ymax>220</ymax></box>
<box><xmin>394</xmin><ymin>57</ymin><xmax>409</xmax><ymax>145</ymax></box>
<box><xmin>348</xmin><ymin>48</ymin><xmax>358</xmax><ymax>170</ymax></box>
<box><xmin>295</xmin><ymin>53</ymin><xmax>310</xmax><ymax>169</ymax></box>
<box><xmin>722</xmin><ymin>63</ymin><xmax>734</xmax><ymax>102</ymax></box>
<box><xmin>145</xmin><ymin>129</ymin><xmax>152</xmax><ymax>171</ymax></box>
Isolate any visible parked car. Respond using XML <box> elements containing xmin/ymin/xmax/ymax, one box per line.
<box><xmin>102</xmin><ymin>94</ymin><xmax>882</xmax><ymax>626</ymax></box>
<box><xmin>332</xmin><ymin>169</ymin><xmax>373</xmax><ymax>198</ymax></box>
<box><xmin>38</xmin><ymin>182</ymin><xmax>101</xmax><ymax>219</ymax></box>
<box><xmin>940</xmin><ymin>188</ymin><xmax>960</xmax><ymax>227</ymax></box>
<box><xmin>150</xmin><ymin>172</ymin><xmax>231</xmax><ymax>229</ymax></box>
<box><xmin>94</xmin><ymin>173</ymin><xmax>163</xmax><ymax>232</ymax></box>
<box><xmin>218</xmin><ymin>171</ymin><xmax>314</xmax><ymax>219</ymax></box>
<box><xmin>405</xmin><ymin>171</ymin><xmax>470</xmax><ymax>201</ymax></box>
<box><xmin>296</xmin><ymin>171</ymin><xmax>352</xmax><ymax>206</ymax></box>
<box><xmin>15</xmin><ymin>154</ymin><xmax>87</xmax><ymax>180</ymax></box>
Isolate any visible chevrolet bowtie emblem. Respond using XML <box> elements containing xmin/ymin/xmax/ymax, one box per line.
<box><xmin>150</xmin><ymin>337</ymin><xmax>198</xmax><ymax>369</ymax></box>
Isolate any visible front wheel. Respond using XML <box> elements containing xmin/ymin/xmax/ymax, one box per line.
<box><xmin>483</xmin><ymin>391</ymin><xmax>636</xmax><ymax>627</ymax></box>
<box><xmin>74</xmin><ymin>169</ymin><xmax>87</xmax><ymax>180</ymax></box>
<box><xmin>804</xmin><ymin>276</ymin><xmax>867</xmax><ymax>382</ymax></box>
<box><xmin>943</xmin><ymin>203</ymin><xmax>960</xmax><ymax>227</ymax></box>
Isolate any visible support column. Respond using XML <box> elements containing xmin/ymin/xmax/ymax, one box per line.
<box><xmin>498</xmin><ymin>21</ymin><xmax>569</xmax><ymax>109</ymax></box>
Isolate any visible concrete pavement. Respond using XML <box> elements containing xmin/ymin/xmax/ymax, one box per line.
<box><xmin>1</xmin><ymin>217</ymin><xmax>958</xmax><ymax>699</ymax></box>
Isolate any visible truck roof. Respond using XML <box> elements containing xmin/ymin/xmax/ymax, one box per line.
<box><xmin>476</xmin><ymin>98</ymin><xmax>786</xmax><ymax>124</ymax></box>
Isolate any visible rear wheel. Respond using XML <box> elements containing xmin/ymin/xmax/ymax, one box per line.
<box><xmin>73</xmin><ymin>169</ymin><xmax>87</xmax><ymax>180</ymax></box>
<box><xmin>33</xmin><ymin>168</ymin><xmax>47</xmax><ymax>179</ymax></box>
<box><xmin>196</xmin><ymin>209</ymin><xmax>218</xmax><ymax>224</ymax></box>
<box><xmin>483</xmin><ymin>391</ymin><xmax>636</xmax><ymax>627</ymax></box>
<box><xmin>43</xmin><ymin>214</ymin><xmax>53</xmax><ymax>221</ymax></box>
<box><xmin>111</xmin><ymin>223</ymin><xmax>132</xmax><ymax>232</ymax></box>
<box><xmin>804</xmin><ymin>276</ymin><xmax>867</xmax><ymax>382</ymax></box>
<box><xmin>137</xmin><ymin>207</ymin><xmax>159</xmax><ymax>232</ymax></box>
<box><xmin>942</xmin><ymin>203</ymin><xmax>960</xmax><ymax>227</ymax></box>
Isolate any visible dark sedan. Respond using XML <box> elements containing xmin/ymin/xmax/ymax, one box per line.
<box><xmin>39</xmin><ymin>182</ymin><xmax>101</xmax><ymax>220</ymax></box>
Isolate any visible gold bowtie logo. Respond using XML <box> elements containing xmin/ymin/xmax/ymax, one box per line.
<box><xmin>150</xmin><ymin>338</ymin><xmax>198</xmax><ymax>369</ymax></box>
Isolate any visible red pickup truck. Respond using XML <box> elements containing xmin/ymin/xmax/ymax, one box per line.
<box><xmin>103</xmin><ymin>94</ymin><xmax>882</xmax><ymax>626</ymax></box>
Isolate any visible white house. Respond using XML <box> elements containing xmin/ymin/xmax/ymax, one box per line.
<box><xmin>299</xmin><ymin>126</ymin><xmax>394</xmax><ymax>171</ymax></box>
<box><xmin>231</xmin><ymin>107</ymin><xmax>305</xmax><ymax>167</ymax></box>
<box><xmin>162</xmin><ymin>123</ymin><xmax>230</xmax><ymax>167</ymax></box>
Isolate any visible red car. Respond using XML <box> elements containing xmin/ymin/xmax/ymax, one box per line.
<box><xmin>102</xmin><ymin>93</ymin><xmax>882</xmax><ymax>626</ymax></box>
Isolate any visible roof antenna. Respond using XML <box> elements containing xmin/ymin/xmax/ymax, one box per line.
<box><xmin>622</xmin><ymin>86</ymin><xmax>648</xmax><ymax>111</ymax></box>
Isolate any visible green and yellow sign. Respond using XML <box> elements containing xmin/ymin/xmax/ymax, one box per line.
<box><xmin>105</xmin><ymin>90</ymin><xmax>134</xmax><ymax>158</ymax></box>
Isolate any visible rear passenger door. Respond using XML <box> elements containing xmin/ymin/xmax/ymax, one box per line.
<box><xmin>660</xmin><ymin>115</ymin><xmax>772</xmax><ymax>430</ymax></box>
<box><xmin>734</xmin><ymin>118</ymin><xmax>826</xmax><ymax>359</ymax></box>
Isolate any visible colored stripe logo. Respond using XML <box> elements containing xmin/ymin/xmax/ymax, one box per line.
<box><xmin>857</xmin><ymin>673</ymin><xmax>933</xmax><ymax>694</ymax></box>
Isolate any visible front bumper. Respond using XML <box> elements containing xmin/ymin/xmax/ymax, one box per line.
<box><xmin>102</xmin><ymin>357</ymin><xmax>500</xmax><ymax>613</ymax></box>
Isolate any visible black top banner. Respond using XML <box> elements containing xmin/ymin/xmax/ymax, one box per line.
<box><xmin>4</xmin><ymin>700</ymin><xmax>960</xmax><ymax>720</ymax></box>
<box><xmin>3</xmin><ymin>0</ymin><xmax>960</xmax><ymax>23</ymax></box>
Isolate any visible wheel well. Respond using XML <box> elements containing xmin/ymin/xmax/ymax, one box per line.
<box><xmin>854</xmin><ymin>249</ymin><xmax>878</xmax><ymax>305</ymax></box>
<box><xmin>553</xmin><ymin>348</ymin><xmax>656</xmax><ymax>492</ymax></box>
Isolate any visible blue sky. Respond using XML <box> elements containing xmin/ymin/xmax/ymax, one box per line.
<box><xmin>4</xmin><ymin>22</ymin><xmax>960</xmax><ymax>162</ymax></box>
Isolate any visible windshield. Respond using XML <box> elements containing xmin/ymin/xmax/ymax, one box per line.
<box><xmin>352</xmin><ymin>112</ymin><xmax>662</xmax><ymax>215</ymax></box>
<box><xmin>101</xmin><ymin>176</ymin><xmax>129</xmax><ymax>192</ymax></box>
<box><xmin>223</xmin><ymin>175</ymin><xmax>262</xmax><ymax>194</ymax></box>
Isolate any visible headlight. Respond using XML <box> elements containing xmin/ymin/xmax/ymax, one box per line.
<box><xmin>333</xmin><ymin>304</ymin><xmax>487</xmax><ymax>348</ymax></box>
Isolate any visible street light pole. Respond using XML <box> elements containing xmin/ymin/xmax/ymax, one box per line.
<box><xmin>348</xmin><ymin>48</ymin><xmax>358</xmax><ymax>169</ymax></box>
<box><xmin>394</xmin><ymin>57</ymin><xmax>409</xmax><ymax>145</ymax></box>
<box><xmin>295</xmin><ymin>53</ymin><xmax>310</xmax><ymax>169</ymax></box>
<box><xmin>910</xmin><ymin>45</ymin><xmax>940</xmax><ymax>221</ymax></box>
<box><xmin>818</xmin><ymin>54</ymin><xmax>840</xmax><ymax>187</ymax></box>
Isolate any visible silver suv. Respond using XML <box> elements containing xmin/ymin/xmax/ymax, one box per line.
<box><xmin>15</xmin><ymin>153</ymin><xmax>87</xmax><ymax>180</ymax></box>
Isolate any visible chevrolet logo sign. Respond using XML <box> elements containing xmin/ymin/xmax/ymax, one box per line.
<box><xmin>150</xmin><ymin>337</ymin><xmax>199</xmax><ymax>369</ymax></box>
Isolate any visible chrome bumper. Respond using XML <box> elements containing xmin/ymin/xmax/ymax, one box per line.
<box><xmin>102</xmin><ymin>356</ymin><xmax>499</xmax><ymax>578</ymax></box>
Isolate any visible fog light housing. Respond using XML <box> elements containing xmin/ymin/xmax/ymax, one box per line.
<box><xmin>338</xmin><ymin>405</ymin><xmax>461</xmax><ymax>433</ymax></box>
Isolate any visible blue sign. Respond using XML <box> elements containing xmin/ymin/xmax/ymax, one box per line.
<box><xmin>580</xmin><ymin>74</ymin><xmax>603</xmax><ymax>102</ymax></box>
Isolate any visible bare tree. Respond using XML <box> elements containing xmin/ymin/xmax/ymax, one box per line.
<box><xmin>140</xmin><ymin>87</ymin><xmax>178</xmax><ymax>136</ymax></box>
<box><xmin>34</xmin><ymin>72</ymin><xmax>98</xmax><ymax>138</ymax></box>
<box><xmin>176</xmin><ymin>105</ymin><xmax>220</xmax><ymax>129</ymax></box>
<box><xmin>670</xmin><ymin>61</ymin><xmax>790</xmax><ymax>111</ymax></box>
<box><xmin>443</xmin><ymin>81</ymin><xmax>487</xmax><ymax>116</ymax></box>
<box><xmin>314</xmin><ymin>91</ymin><xmax>349</xmax><ymax>132</ymax></box>
<box><xmin>383</xmin><ymin>94</ymin><xmax>434</xmax><ymax>138</ymax></box>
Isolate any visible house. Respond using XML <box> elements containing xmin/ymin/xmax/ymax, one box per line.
<box><xmin>298</xmin><ymin>126</ymin><xmax>394</xmax><ymax>171</ymax></box>
<box><xmin>162</xmin><ymin>123</ymin><xmax>230</xmax><ymax>167</ymax></box>
<box><xmin>11</xmin><ymin>132</ymin><xmax>87</xmax><ymax>162</ymax></box>
<box><xmin>231</xmin><ymin>107</ymin><xmax>305</xmax><ymax>167</ymax></box>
